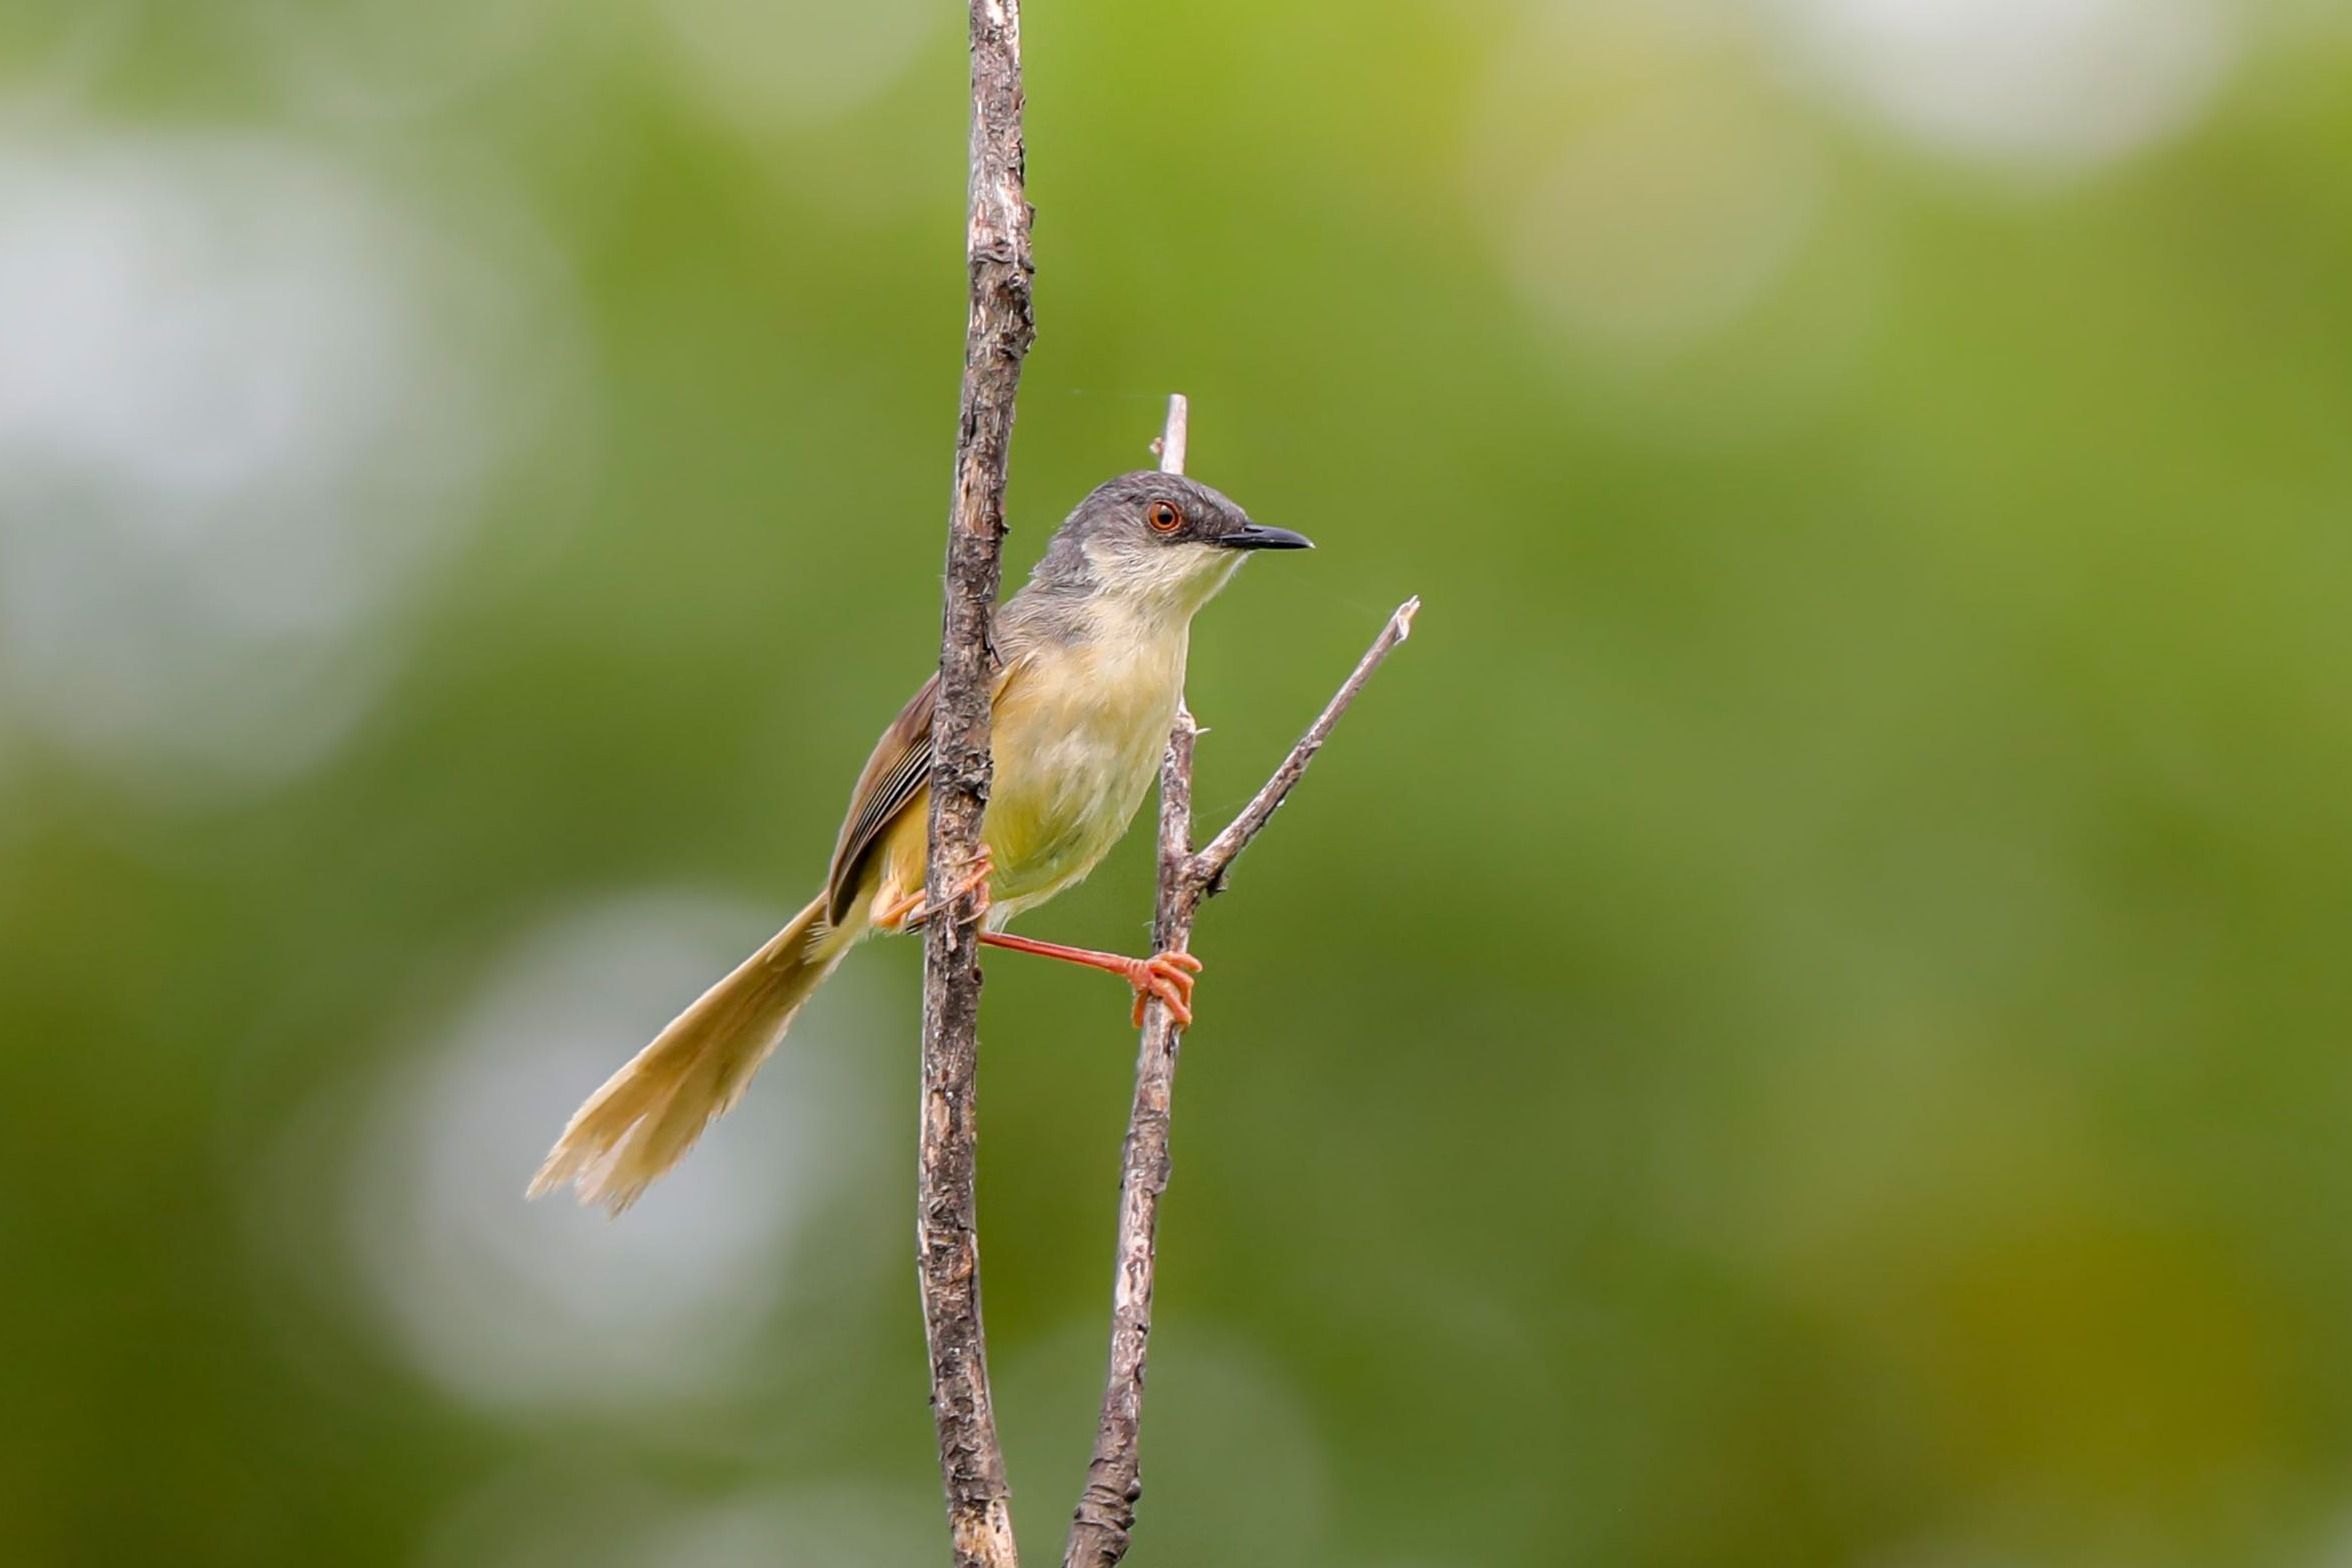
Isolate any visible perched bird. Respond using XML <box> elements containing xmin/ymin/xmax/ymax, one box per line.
<box><xmin>530</xmin><ymin>472</ymin><xmax>1312</xmax><ymax>1212</ymax></box>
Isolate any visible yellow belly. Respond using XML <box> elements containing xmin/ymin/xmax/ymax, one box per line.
<box><xmin>985</xmin><ymin>632</ymin><xmax>1182</xmax><ymax>917</ymax></box>
<box><xmin>870</xmin><ymin>626</ymin><xmax>1186</xmax><ymax>928</ymax></box>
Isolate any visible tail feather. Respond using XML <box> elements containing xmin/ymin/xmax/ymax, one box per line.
<box><xmin>529</xmin><ymin>895</ymin><xmax>852</xmax><ymax>1214</ymax></box>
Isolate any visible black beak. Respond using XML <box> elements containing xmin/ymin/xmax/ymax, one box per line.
<box><xmin>1220</xmin><ymin>523</ymin><xmax>1315</xmax><ymax>551</ymax></box>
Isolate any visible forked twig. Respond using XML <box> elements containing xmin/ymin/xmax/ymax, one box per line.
<box><xmin>1064</xmin><ymin>395</ymin><xmax>1418</xmax><ymax>1568</ymax></box>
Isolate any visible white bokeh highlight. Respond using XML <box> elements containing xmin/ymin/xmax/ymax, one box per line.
<box><xmin>1467</xmin><ymin>13</ymin><xmax>1830</xmax><ymax>364</ymax></box>
<box><xmin>656</xmin><ymin>0</ymin><xmax>938</xmax><ymax>132</ymax></box>
<box><xmin>346</xmin><ymin>892</ymin><xmax>868</xmax><ymax>1412</ymax></box>
<box><xmin>239</xmin><ymin>0</ymin><xmax>567</xmax><ymax>121</ymax></box>
<box><xmin>1771</xmin><ymin>0</ymin><xmax>2235</xmax><ymax>174</ymax></box>
<box><xmin>1503</xmin><ymin>92</ymin><xmax>1825</xmax><ymax>356</ymax></box>
<box><xmin>0</xmin><ymin>129</ymin><xmax>578</xmax><ymax>800</ymax></box>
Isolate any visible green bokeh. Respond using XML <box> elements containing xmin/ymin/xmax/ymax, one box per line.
<box><xmin>5</xmin><ymin>3</ymin><xmax>2350</xmax><ymax>1565</ymax></box>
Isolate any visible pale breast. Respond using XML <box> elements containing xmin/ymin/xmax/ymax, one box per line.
<box><xmin>983</xmin><ymin>624</ymin><xmax>1186</xmax><ymax>918</ymax></box>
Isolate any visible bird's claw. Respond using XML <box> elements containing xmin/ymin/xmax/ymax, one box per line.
<box><xmin>1124</xmin><ymin>949</ymin><xmax>1203</xmax><ymax>1028</ymax></box>
<box><xmin>881</xmin><ymin>849</ymin><xmax>994</xmax><ymax>932</ymax></box>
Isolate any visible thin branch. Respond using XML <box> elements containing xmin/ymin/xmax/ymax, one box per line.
<box><xmin>1065</xmin><ymin>715</ymin><xmax>1196</xmax><ymax>1568</ymax></box>
<box><xmin>1192</xmin><ymin>596</ymin><xmax>1421</xmax><ymax>891</ymax></box>
<box><xmin>919</xmin><ymin>2</ymin><xmax>1034</xmax><ymax>1565</ymax></box>
<box><xmin>1065</xmin><ymin>400</ymin><xmax>1419</xmax><ymax>1568</ymax></box>
<box><xmin>1147</xmin><ymin>391</ymin><xmax>1188</xmax><ymax>477</ymax></box>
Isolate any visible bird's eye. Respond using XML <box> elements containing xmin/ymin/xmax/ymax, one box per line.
<box><xmin>1146</xmin><ymin>501</ymin><xmax>1183</xmax><ymax>533</ymax></box>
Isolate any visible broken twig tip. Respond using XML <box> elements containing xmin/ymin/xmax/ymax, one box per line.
<box><xmin>1156</xmin><ymin>393</ymin><xmax>1188</xmax><ymax>476</ymax></box>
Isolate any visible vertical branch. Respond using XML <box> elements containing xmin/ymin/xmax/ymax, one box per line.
<box><xmin>1065</xmin><ymin>762</ymin><xmax>1199</xmax><ymax>1566</ymax></box>
<box><xmin>1065</xmin><ymin>402</ymin><xmax>1416</xmax><ymax>1567</ymax></box>
<box><xmin>1066</xmin><ymin>397</ymin><xmax>1196</xmax><ymax>1568</ymax></box>
<box><xmin>921</xmin><ymin>2</ymin><xmax>1034</xmax><ymax>1566</ymax></box>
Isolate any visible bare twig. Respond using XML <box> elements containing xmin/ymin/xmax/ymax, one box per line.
<box><xmin>1147</xmin><ymin>391</ymin><xmax>1188</xmax><ymax>477</ymax></box>
<box><xmin>1192</xmin><ymin>598</ymin><xmax>1421</xmax><ymax>891</ymax></box>
<box><xmin>1064</xmin><ymin>714</ymin><xmax>1197</xmax><ymax>1568</ymax></box>
<box><xmin>1064</xmin><ymin>400</ymin><xmax>1419</xmax><ymax>1568</ymax></box>
<box><xmin>919</xmin><ymin>1</ymin><xmax>1034</xmax><ymax>1564</ymax></box>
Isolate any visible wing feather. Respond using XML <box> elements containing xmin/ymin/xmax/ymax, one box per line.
<box><xmin>823</xmin><ymin>659</ymin><xmax>1024</xmax><ymax>924</ymax></box>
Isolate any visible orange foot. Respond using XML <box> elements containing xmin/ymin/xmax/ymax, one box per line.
<box><xmin>878</xmin><ymin>848</ymin><xmax>994</xmax><ymax>933</ymax></box>
<box><xmin>975</xmin><ymin>931</ymin><xmax>1204</xmax><ymax>1028</ymax></box>
<box><xmin>1122</xmin><ymin>949</ymin><xmax>1205</xmax><ymax>1028</ymax></box>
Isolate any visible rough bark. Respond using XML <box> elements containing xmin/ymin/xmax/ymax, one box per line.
<box><xmin>1064</xmin><ymin>398</ymin><xmax>1420</xmax><ymax>1568</ymax></box>
<box><xmin>919</xmin><ymin>2</ymin><xmax>1035</xmax><ymax>1565</ymax></box>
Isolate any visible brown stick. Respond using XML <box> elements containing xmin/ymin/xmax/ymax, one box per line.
<box><xmin>1064</xmin><ymin>399</ymin><xmax>1419</xmax><ymax>1568</ymax></box>
<box><xmin>919</xmin><ymin>2</ymin><xmax>1034</xmax><ymax>1565</ymax></box>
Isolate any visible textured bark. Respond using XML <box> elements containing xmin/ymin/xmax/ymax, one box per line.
<box><xmin>1063</xmin><ymin>399</ymin><xmax>1420</xmax><ymax>1568</ymax></box>
<box><xmin>919</xmin><ymin>2</ymin><xmax>1035</xmax><ymax>1565</ymax></box>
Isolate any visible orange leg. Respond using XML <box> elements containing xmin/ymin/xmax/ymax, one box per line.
<box><xmin>976</xmin><ymin>932</ymin><xmax>1204</xmax><ymax>1028</ymax></box>
<box><xmin>877</xmin><ymin>848</ymin><xmax>995</xmax><ymax>933</ymax></box>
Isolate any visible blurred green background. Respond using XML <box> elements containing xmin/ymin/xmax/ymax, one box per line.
<box><xmin>5</xmin><ymin>1</ymin><xmax>2351</xmax><ymax>1564</ymax></box>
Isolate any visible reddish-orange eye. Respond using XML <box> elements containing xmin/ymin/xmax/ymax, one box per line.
<box><xmin>1146</xmin><ymin>500</ymin><xmax>1183</xmax><ymax>533</ymax></box>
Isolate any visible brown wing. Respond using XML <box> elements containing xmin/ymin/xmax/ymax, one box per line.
<box><xmin>823</xmin><ymin>660</ymin><xmax>1024</xmax><ymax>925</ymax></box>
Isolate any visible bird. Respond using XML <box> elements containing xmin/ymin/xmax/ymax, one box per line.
<box><xmin>529</xmin><ymin>471</ymin><xmax>1313</xmax><ymax>1213</ymax></box>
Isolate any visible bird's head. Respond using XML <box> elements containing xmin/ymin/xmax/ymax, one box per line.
<box><xmin>1032</xmin><ymin>471</ymin><xmax>1312</xmax><ymax>622</ymax></box>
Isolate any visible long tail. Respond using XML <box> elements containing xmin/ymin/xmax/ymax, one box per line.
<box><xmin>529</xmin><ymin>895</ymin><xmax>854</xmax><ymax>1214</ymax></box>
